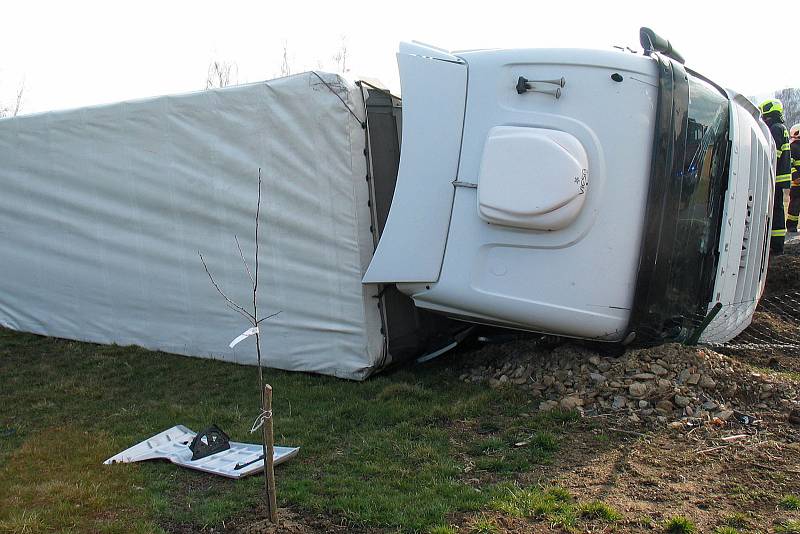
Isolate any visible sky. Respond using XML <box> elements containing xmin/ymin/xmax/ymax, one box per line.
<box><xmin>1</xmin><ymin>0</ymin><xmax>795</xmax><ymax>115</ymax></box>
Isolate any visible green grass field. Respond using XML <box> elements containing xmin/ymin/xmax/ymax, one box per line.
<box><xmin>0</xmin><ymin>328</ymin><xmax>586</xmax><ymax>533</ymax></box>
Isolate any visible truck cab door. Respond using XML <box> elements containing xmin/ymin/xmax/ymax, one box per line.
<box><xmin>362</xmin><ymin>42</ymin><xmax>467</xmax><ymax>284</ymax></box>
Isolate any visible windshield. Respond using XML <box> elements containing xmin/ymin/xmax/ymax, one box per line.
<box><xmin>626</xmin><ymin>55</ymin><xmax>731</xmax><ymax>346</ymax></box>
<box><xmin>665</xmin><ymin>76</ymin><xmax>730</xmax><ymax>319</ymax></box>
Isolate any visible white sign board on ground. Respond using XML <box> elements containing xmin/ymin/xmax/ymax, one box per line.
<box><xmin>104</xmin><ymin>425</ymin><xmax>299</xmax><ymax>479</ymax></box>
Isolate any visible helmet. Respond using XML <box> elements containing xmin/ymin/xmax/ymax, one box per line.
<box><xmin>759</xmin><ymin>98</ymin><xmax>784</xmax><ymax>116</ymax></box>
<box><xmin>791</xmin><ymin>124</ymin><xmax>800</xmax><ymax>138</ymax></box>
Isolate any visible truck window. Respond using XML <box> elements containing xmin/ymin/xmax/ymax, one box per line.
<box><xmin>668</xmin><ymin>76</ymin><xmax>730</xmax><ymax>319</ymax></box>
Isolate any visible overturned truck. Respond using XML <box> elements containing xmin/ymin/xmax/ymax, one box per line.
<box><xmin>0</xmin><ymin>29</ymin><xmax>776</xmax><ymax>379</ymax></box>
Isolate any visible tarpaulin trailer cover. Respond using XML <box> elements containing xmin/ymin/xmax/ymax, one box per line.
<box><xmin>0</xmin><ymin>72</ymin><xmax>386</xmax><ymax>380</ymax></box>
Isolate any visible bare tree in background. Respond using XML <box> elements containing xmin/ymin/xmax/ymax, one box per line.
<box><xmin>0</xmin><ymin>81</ymin><xmax>24</xmax><ymax>118</ymax></box>
<box><xmin>206</xmin><ymin>60</ymin><xmax>238</xmax><ymax>89</ymax></box>
<box><xmin>775</xmin><ymin>88</ymin><xmax>800</xmax><ymax>127</ymax></box>
<box><xmin>280</xmin><ymin>41</ymin><xmax>291</xmax><ymax>77</ymax></box>
<box><xmin>332</xmin><ymin>36</ymin><xmax>348</xmax><ymax>74</ymax></box>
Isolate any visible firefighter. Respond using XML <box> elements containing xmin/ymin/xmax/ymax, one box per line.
<box><xmin>760</xmin><ymin>99</ymin><xmax>792</xmax><ymax>253</ymax></box>
<box><xmin>788</xmin><ymin>124</ymin><xmax>800</xmax><ymax>233</ymax></box>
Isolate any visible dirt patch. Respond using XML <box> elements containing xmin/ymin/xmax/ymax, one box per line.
<box><xmin>713</xmin><ymin>238</ymin><xmax>800</xmax><ymax>374</ymax></box>
<box><xmin>165</xmin><ymin>506</ymin><xmax>383</xmax><ymax>534</ymax></box>
<box><xmin>763</xmin><ymin>240</ymin><xmax>800</xmax><ymax>297</ymax></box>
<box><xmin>219</xmin><ymin>506</ymin><xmax>383</xmax><ymax>534</ymax></box>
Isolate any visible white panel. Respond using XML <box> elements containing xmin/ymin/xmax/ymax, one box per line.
<box><xmin>399</xmin><ymin>41</ymin><xmax>465</xmax><ymax>63</ymax></box>
<box><xmin>0</xmin><ymin>72</ymin><xmax>383</xmax><ymax>380</ymax></box>
<box><xmin>477</xmin><ymin>127</ymin><xmax>588</xmax><ymax>230</ymax></box>
<box><xmin>363</xmin><ymin>50</ymin><xmax>467</xmax><ymax>283</ymax></box>
<box><xmin>406</xmin><ymin>48</ymin><xmax>659</xmax><ymax>340</ymax></box>
<box><xmin>700</xmin><ymin>93</ymin><xmax>774</xmax><ymax>343</ymax></box>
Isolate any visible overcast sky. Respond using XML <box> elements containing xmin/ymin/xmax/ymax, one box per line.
<box><xmin>1</xmin><ymin>1</ymin><xmax>794</xmax><ymax>115</ymax></box>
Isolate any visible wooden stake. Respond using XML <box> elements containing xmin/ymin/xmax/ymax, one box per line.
<box><xmin>262</xmin><ymin>383</ymin><xmax>278</xmax><ymax>523</ymax></box>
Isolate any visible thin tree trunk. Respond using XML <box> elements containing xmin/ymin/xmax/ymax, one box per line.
<box><xmin>261</xmin><ymin>381</ymin><xmax>278</xmax><ymax>523</ymax></box>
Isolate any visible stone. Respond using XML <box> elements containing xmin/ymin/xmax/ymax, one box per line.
<box><xmin>674</xmin><ymin>395</ymin><xmax>691</xmax><ymax>408</ymax></box>
<box><xmin>612</xmin><ymin>396</ymin><xmax>627</xmax><ymax>410</ymax></box>
<box><xmin>685</xmin><ymin>405</ymin><xmax>694</xmax><ymax>416</ymax></box>
<box><xmin>588</xmin><ymin>355</ymin><xmax>601</xmax><ymax>366</ymax></box>
<box><xmin>656</xmin><ymin>400</ymin><xmax>674</xmax><ymax>414</ymax></box>
<box><xmin>631</xmin><ymin>373</ymin><xmax>656</xmax><ymax>380</ymax></box>
<box><xmin>650</xmin><ymin>363</ymin><xmax>668</xmax><ymax>376</ymax></box>
<box><xmin>789</xmin><ymin>408</ymin><xmax>800</xmax><ymax>426</ymax></box>
<box><xmin>687</xmin><ymin>374</ymin><xmax>701</xmax><ymax>385</ymax></box>
<box><xmin>590</xmin><ymin>373</ymin><xmax>607</xmax><ymax>384</ymax></box>
<box><xmin>560</xmin><ymin>396</ymin><xmax>581</xmax><ymax>410</ymax></box>
<box><xmin>702</xmin><ymin>400</ymin><xmax>718</xmax><ymax>411</ymax></box>
<box><xmin>715</xmin><ymin>410</ymin><xmax>734</xmax><ymax>421</ymax></box>
<box><xmin>539</xmin><ymin>400</ymin><xmax>559</xmax><ymax>412</ymax></box>
<box><xmin>677</xmin><ymin>368</ymin><xmax>691</xmax><ymax>383</ymax></box>
<box><xmin>638</xmin><ymin>400</ymin><xmax>649</xmax><ymax>409</ymax></box>
<box><xmin>499</xmin><ymin>374</ymin><xmax>509</xmax><ymax>383</ymax></box>
<box><xmin>542</xmin><ymin>375</ymin><xmax>555</xmax><ymax>387</ymax></box>
<box><xmin>699</xmin><ymin>376</ymin><xmax>716</xmax><ymax>389</ymax></box>
<box><xmin>629</xmin><ymin>382</ymin><xmax>648</xmax><ymax>398</ymax></box>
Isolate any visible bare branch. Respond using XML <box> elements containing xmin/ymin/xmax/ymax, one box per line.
<box><xmin>332</xmin><ymin>36</ymin><xmax>348</xmax><ymax>74</ymax></box>
<box><xmin>234</xmin><ymin>235</ymin><xmax>255</xmax><ymax>285</ymax></box>
<box><xmin>254</xmin><ymin>168</ymin><xmax>261</xmax><ymax>308</ymax></box>
<box><xmin>198</xmin><ymin>251</ymin><xmax>255</xmax><ymax>322</ymax></box>
<box><xmin>224</xmin><ymin>301</ymin><xmax>255</xmax><ymax>323</ymax></box>
<box><xmin>12</xmin><ymin>82</ymin><xmax>24</xmax><ymax>117</ymax></box>
<box><xmin>206</xmin><ymin>60</ymin><xmax>238</xmax><ymax>89</ymax></box>
<box><xmin>280</xmin><ymin>42</ymin><xmax>291</xmax><ymax>77</ymax></box>
<box><xmin>256</xmin><ymin>311</ymin><xmax>282</xmax><ymax>324</ymax></box>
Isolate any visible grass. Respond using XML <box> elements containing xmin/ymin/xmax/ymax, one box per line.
<box><xmin>781</xmin><ymin>495</ymin><xmax>800</xmax><ymax>510</ymax></box>
<box><xmin>777</xmin><ymin>520</ymin><xmax>800</xmax><ymax>534</ymax></box>
<box><xmin>722</xmin><ymin>512</ymin><xmax>750</xmax><ymax>531</ymax></box>
<box><xmin>578</xmin><ymin>500</ymin><xmax>622</xmax><ymax>521</ymax></box>
<box><xmin>469</xmin><ymin>515</ymin><xmax>499</xmax><ymax>534</ymax></box>
<box><xmin>489</xmin><ymin>485</ymin><xmax>621</xmax><ymax>530</ymax></box>
<box><xmin>665</xmin><ymin>515</ymin><xmax>697</xmax><ymax>534</ymax></box>
<box><xmin>0</xmin><ymin>328</ymin><xmax>581</xmax><ymax>532</ymax></box>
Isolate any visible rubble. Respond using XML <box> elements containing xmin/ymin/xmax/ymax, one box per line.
<box><xmin>457</xmin><ymin>341</ymin><xmax>800</xmax><ymax>427</ymax></box>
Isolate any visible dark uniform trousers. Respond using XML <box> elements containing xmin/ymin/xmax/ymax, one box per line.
<box><xmin>766</xmin><ymin>117</ymin><xmax>792</xmax><ymax>252</ymax></box>
<box><xmin>786</xmin><ymin>140</ymin><xmax>800</xmax><ymax>232</ymax></box>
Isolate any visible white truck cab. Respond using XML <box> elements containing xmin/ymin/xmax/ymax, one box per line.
<box><xmin>365</xmin><ymin>29</ymin><xmax>775</xmax><ymax>348</ymax></box>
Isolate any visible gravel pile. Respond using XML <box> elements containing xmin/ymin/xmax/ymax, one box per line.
<box><xmin>458</xmin><ymin>341</ymin><xmax>799</xmax><ymax>426</ymax></box>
